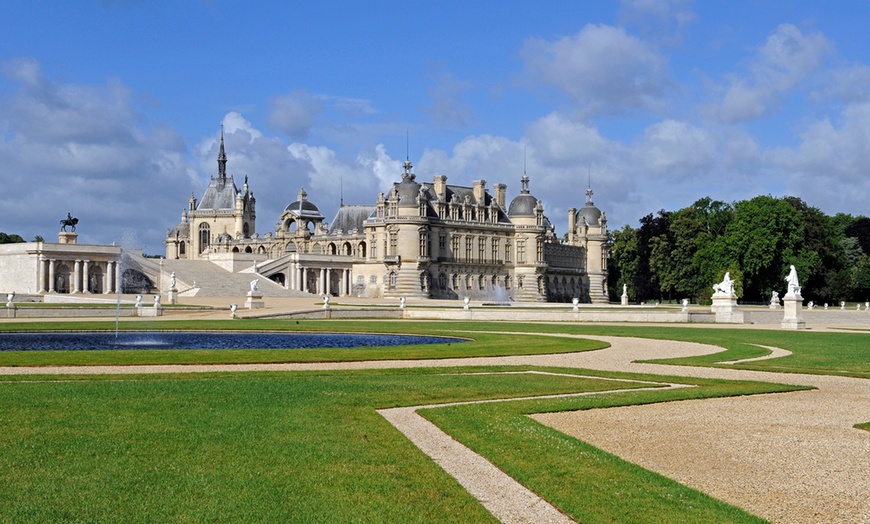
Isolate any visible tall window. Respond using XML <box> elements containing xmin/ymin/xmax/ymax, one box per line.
<box><xmin>517</xmin><ymin>240</ymin><xmax>525</xmax><ymax>264</ymax></box>
<box><xmin>491</xmin><ymin>238</ymin><xmax>499</xmax><ymax>263</ymax></box>
<box><xmin>198</xmin><ymin>223</ymin><xmax>210</xmax><ymax>254</ymax></box>
<box><xmin>451</xmin><ymin>236</ymin><xmax>460</xmax><ymax>260</ymax></box>
<box><xmin>465</xmin><ymin>237</ymin><xmax>473</xmax><ymax>262</ymax></box>
<box><xmin>419</xmin><ymin>231</ymin><xmax>429</xmax><ymax>258</ymax></box>
<box><xmin>478</xmin><ymin>238</ymin><xmax>485</xmax><ymax>263</ymax></box>
<box><xmin>505</xmin><ymin>241</ymin><xmax>511</xmax><ymax>263</ymax></box>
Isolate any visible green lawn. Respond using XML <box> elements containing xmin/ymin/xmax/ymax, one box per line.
<box><xmin>1</xmin><ymin>319</ymin><xmax>867</xmax><ymax>522</ymax></box>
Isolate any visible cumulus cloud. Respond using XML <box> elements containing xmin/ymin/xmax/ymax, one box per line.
<box><xmin>521</xmin><ymin>23</ymin><xmax>669</xmax><ymax>116</ymax></box>
<box><xmin>634</xmin><ymin>119</ymin><xmax>716</xmax><ymax>178</ymax></box>
<box><xmin>710</xmin><ymin>24</ymin><xmax>832</xmax><ymax>122</ymax></box>
<box><xmin>0</xmin><ymin>58</ymin><xmax>196</xmax><ymax>253</ymax></box>
<box><xmin>617</xmin><ymin>0</ymin><xmax>695</xmax><ymax>45</ymax></box>
<box><xmin>267</xmin><ymin>89</ymin><xmax>323</xmax><ymax>139</ymax></box>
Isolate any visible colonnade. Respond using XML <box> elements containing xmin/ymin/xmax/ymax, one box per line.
<box><xmin>284</xmin><ymin>262</ymin><xmax>352</xmax><ymax>296</ymax></box>
<box><xmin>38</xmin><ymin>256</ymin><xmax>120</xmax><ymax>294</ymax></box>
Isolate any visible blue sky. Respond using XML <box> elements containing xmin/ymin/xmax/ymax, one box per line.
<box><xmin>2</xmin><ymin>0</ymin><xmax>869</xmax><ymax>254</ymax></box>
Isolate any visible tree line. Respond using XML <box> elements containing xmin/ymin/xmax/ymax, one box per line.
<box><xmin>607</xmin><ymin>195</ymin><xmax>870</xmax><ymax>305</ymax></box>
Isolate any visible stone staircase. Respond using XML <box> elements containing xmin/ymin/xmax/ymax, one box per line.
<box><xmin>160</xmin><ymin>259</ymin><xmax>309</xmax><ymax>298</ymax></box>
<box><xmin>384</xmin><ymin>264</ymin><xmax>427</xmax><ymax>299</ymax></box>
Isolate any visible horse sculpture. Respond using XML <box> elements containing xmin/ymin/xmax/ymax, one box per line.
<box><xmin>60</xmin><ymin>213</ymin><xmax>78</xmax><ymax>232</ymax></box>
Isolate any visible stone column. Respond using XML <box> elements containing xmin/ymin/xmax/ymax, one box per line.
<box><xmin>115</xmin><ymin>262</ymin><xmax>121</xmax><ymax>294</ymax></box>
<box><xmin>73</xmin><ymin>260</ymin><xmax>81</xmax><ymax>294</ymax></box>
<box><xmin>38</xmin><ymin>256</ymin><xmax>47</xmax><ymax>293</ymax></box>
<box><xmin>48</xmin><ymin>259</ymin><xmax>56</xmax><ymax>293</ymax></box>
<box><xmin>105</xmin><ymin>261</ymin><xmax>114</xmax><ymax>294</ymax></box>
<box><xmin>302</xmin><ymin>267</ymin><xmax>309</xmax><ymax>293</ymax></box>
<box><xmin>82</xmin><ymin>260</ymin><xmax>90</xmax><ymax>293</ymax></box>
<box><xmin>325</xmin><ymin>268</ymin><xmax>332</xmax><ymax>296</ymax></box>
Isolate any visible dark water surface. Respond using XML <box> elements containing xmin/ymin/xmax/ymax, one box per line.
<box><xmin>0</xmin><ymin>332</ymin><xmax>464</xmax><ymax>351</ymax></box>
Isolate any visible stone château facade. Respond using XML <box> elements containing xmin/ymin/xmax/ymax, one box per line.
<box><xmin>165</xmin><ymin>140</ymin><xmax>609</xmax><ymax>303</ymax></box>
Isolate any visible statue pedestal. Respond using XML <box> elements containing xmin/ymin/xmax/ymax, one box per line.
<box><xmin>621</xmin><ymin>294</ymin><xmax>629</xmax><ymax>306</ymax></box>
<box><xmin>137</xmin><ymin>305</ymin><xmax>163</xmax><ymax>317</ymax></box>
<box><xmin>711</xmin><ymin>293</ymin><xmax>743</xmax><ymax>323</ymax></box>
<box><xmin>58</xmin><ymin>232</ymin><xmax>78</xmax><ymax>244</ymax></box>
<box><xmin>245</xmin><ymin>292</ymin><xmax>264</xmax><ymax>309</ymax></box>
<box><xmin>769</xmin><ymin>300</ymin><xmax>781</xmax><ymax>310</ymax></box>
<box><xmin>167</xmin><ymin>289</ymin><xmax>178</xmax><ymax>305</ymax></box>
<box><xmin>781</xmin><ymin>294</ymin><xmax>806</xmax><ymax>330</ymax></box>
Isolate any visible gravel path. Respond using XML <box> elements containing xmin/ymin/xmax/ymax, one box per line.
<box><xmin>1</xmin><ymin>333</ymin><xmax>868</xmax><ymax>523</ymax></box>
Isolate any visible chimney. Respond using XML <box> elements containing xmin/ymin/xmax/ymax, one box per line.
<box><xmin>472</xmin><ymin>179</ymin><xmax>486</xmax><ymax>203</ymax></box>
<box><xmin>433</xmin><ymin>175</ymin><xmax>447</xmax><ymax>200</ymax></box>
<box><xmin>493</xmin><ymin>183</ymin><xmax>506</xmax><ymax>209</ymax></box>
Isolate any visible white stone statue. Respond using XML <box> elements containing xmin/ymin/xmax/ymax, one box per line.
<box><xmin>622</xmin><ymin>284</ymin><xmax>627</xmax><ymax>297</ymax></box>
<box><xmin>154</xmin><ymin>295</ymin><xmax>161</xmax><ymax>307</ymax></box>
<box><xmin>250</xmin><ymin>279</ymin><xmax>260</xmax><ymax>294</ymax></box>
<box><xmin>399</xmin><ymin>297</ymin><xmax>406</xmax><ymax>309</ymax></box>
<box><xmin>169</xmin><ymin>271</ymin><xmax>176</xmax><ymax>290</ymax></box>
<box><xmin>785</xmin><ymin>265</ymin><xmax>801</xmax><ymax>296</ymax></box>
<box><xmin>865</xmin><ymin>301</ymin><xmax>869</xmax><ymax>311</ymax></box>
<box><xmin>230</xmin><ymin>304</ymin><xmax>238</xmax><ymax>319</ymax></box>
<box><xmin>463</xmin><ymin>296</ymin><xmax>470</xmax><ymax>310</ymax></box>
<box><xmin>572</xmin><ymin>297</ymin><xmax>579</xmax><ymax>312</ymax></box>
<box><xmin>712</xmin><ymin>272</ymin><xmax>735</xmax><ymax>296</ymax></box>
<box><xmin>322</xmin><ymin>295</ymin><xmax>330</xmax><ymax>309</ymax></box>
<box><xmin>857</xmin><ymin>303</ymin><xmax>862</xmax><ymax>311</ymax></box>
<box><xmin>135</xmin><ymin>295</ymin><xmax>142</xmax><ymax>307</ymax></box>
<box><xmin>771</xmin><ymin>290</ymin><xmax>779</xmax><ymax>302</ymax></box>
<box><xmin>824</xmin><ymin>303</ymin><xmax>829</xmax><ymax>310</ymax></box>
<box><xmin>807</xmin><ymin>300</ymin><xmax>814</xmax><ymax>309</ymax></box>
<box><xmin>5</xmin><ymin>292</ymin><xmax>14</xmax><ymax>308</ymax></box>
<box><xmin>840</xmin><ymin>301</ymin><xmax>846</xmax><ymax>310</ymax></box>
<box><xmin>682</xmin><ymin>298</ymin><xmax>689</xmax><ymax>311</ymax></box>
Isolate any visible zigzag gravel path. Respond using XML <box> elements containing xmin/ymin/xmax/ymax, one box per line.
<box><xmin>1</xmin><ymin>334</ymin><xmax>868</xmax><ymax>523</ymax></box>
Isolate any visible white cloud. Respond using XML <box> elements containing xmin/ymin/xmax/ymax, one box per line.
<box><xmin>635</xmin><ymin>119</ymin><xmax>716</xmax><ymax>178</ymax></box>
<box><xmin>267</xmin><ymin>90</ymin><xmax>323</xmax><ymax>139</ymax></box>
<box><xmin>710</xmin><ymin>24</ymin><xmax>832</xmax><ymax>122</ymax></box>
<box><xmin>617</xmin><ymin>0</ymin><xmax>695</xmax><ymax>45</ymax></box>
<box><xmin>521</xmin><ymin>23</ymin><xmax>669</xmax><ymax>116</ymax></box>
<box><xmin>0</xmin><ymin>58</ymin><xmax>195</xmax><ymax>253</ymax></box>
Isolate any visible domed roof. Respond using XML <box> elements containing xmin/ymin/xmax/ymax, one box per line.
<box><xmin>507</xmin><ymin>176</ymin><xmax>539</xmax><ymax>217</ymax></box>
<box><xmin>575</xmin><ymin>186</ymin><xmax>601</xmax><ymax>226</ymax></box>
<box><xmin>393</xmin><ymin>160</ymin><xmax>423</xmax><ymax>208</ymax></box>
<box><xmin>168</xmin><ymin>221</ymin><xmax>189</xmax><ymax>238</ymax></box>
<box><xmin>168</xmin><ymin>210</ymin><xmax>190</xmax><ymax>239</ymax></box>
<box><xmin>283</xmin><ymin>188</ymin><xmax>324</xmax><ymax>219</ymax></box>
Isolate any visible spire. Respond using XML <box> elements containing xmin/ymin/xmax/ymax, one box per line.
<box><xmin>585</xmin><ymin>165</ymin><xmax>594</xmax><ymax>206</ymax></box>
<box><xmin>217</xmin><ymin>125</ymin><xmax>227</xmax><ymax>181</ymax></box>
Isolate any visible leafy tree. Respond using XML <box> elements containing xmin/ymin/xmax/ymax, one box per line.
<box><xmin>0</xmin><ymin>232</ymin><xmax>25</xmax><ymax>244</ymax></box>
<box><xmin>724</xmin><ymin>196</ymin><xmax>810</xmax><ymax>301</ymax></box>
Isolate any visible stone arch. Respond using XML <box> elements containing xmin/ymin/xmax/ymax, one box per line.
<box><xmin>342</xmin><ymin>242</ymin><xmax>352</xmax><ymax>256</ymax></box>
<box><xmin>312</xmin><ymin>243</ymin><xmax>323</xmax><ymax>255</ymax></box>
<box><xmin>327</xmin><ymin>243</ymin><xmax>337</xmax><ymax>255</ymax></box>
<box><xmin>357</xmin><ymin>241</ymin><xmax>367</xmax><ymax>258</ymax></box>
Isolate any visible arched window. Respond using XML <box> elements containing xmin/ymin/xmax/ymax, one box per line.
<box><xmin>198</xmin><ymin>223</ymin><xmax>210</xmax><ymax>253</ymax></box>
<box><xmin>179</xmin><ymin>241</ymin><xmax>186</xmax><ymax>255</ymax></box>
<box><xmin>358</xmin><ymin>241</ymin><xmax>367</xmax><ymax>258</ymax></box>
